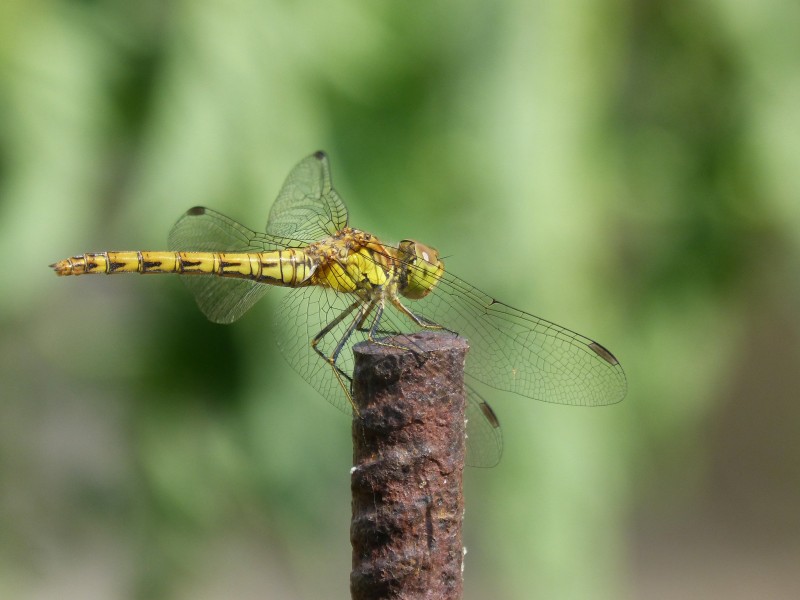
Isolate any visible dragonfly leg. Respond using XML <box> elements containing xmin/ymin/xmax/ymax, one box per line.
<box><xmin>351</xmin><ymin>299</ymin><xmax>410</xmax><ymax>345</ymax></box>
<box><xmin>328</xmin><ymin>301</ymin><xmax>375</xmax><ymax>371</ymax></box>
<box><xmin>364</xmin><ymin>302</ymin><xmax>411</xmax><ymax>348</ymax></box>
<box><xmin>311</xmin><ymin>300</ymin><xmax>373</xmax><ymax>413</ymax></box>
<box><xmin>311</xmin><ymin>301</ymin><xmax>361</xmax><ymax>372</ymax></box>
<box><xmin>361</xmin><ymin>302</ymin><xmax>439</xmax><ymax>364</ymax></box>
<box><xmin>362</xmin><ymin>301</ymin><xmax>410</xmax><ymax>350</ymax></box>
<box><xmin>390</xmin><ymin>296</ymin><xmax>457</xmax><ymax>335</ymax></box>
<box><xmin>354</xmin><ymin>316</ymin><xmax>397</xmax><ymax>338</ymax></box>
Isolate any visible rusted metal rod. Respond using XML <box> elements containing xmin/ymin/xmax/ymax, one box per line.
<box><xmin>350</xmin><ymin>331</ymin><xmax>468</xmax><ymax>600</ymax></box>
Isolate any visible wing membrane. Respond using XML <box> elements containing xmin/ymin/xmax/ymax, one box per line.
<box><xmin>162</xmin><ymin>152</ymin><xmax>626</xmax><ymax>468</ymax></box>
<box><xmin>465</xmin><ymin>382</ymin><xmax>503</xmax><ymax>468</ymax></box>
<box><xmin>266</xmin><ymin>151</ymin><xmax>349</xmax><ymax>242</ymax></box>
<box><xmin>167</xmin><ymin>207</ymin><xmax>278</xmax><ymax>323</ymax></box>
<box><xmin>272</xmin><ymin>283</ymin><xmax>504</xmax><ymax>466</ymax></box>
<box><xmin>410</xmin><ymin>268</ymin><xmax>627</xmax><ymax>406</ymax></box>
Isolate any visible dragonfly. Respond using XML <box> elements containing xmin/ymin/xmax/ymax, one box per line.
<box><xmin>51</xmin><ymin>151</ymin><xmax>627</xmax><ymax>467</ymax></box>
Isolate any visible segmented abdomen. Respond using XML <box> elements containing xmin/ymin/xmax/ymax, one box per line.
<box><xmin>50</xmin><ymin>250</ymin><xmax>315</xmax><ymax>286</ymax></box>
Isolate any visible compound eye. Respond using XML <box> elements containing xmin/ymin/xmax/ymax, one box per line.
<box><xmin>398</xmin><ymin>240</ymin><xmax>444</xmax><ymax>299</ymax></box>
<box><xmin>399</xmin><ymin>240</ymin><xmax>439</xmax><ymax>263</ymax></box>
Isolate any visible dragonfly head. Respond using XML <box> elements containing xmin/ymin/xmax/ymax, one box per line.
<box><xmin>397</xmin><ymin>240</ymin><xmax>444</xmax><ymax>299</ymax></box>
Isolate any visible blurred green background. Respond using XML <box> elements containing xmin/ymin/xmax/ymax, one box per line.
<box><xmin>2</xmin><ymin>1</ymin><xmax>799</xmax><ymax>598</ymax></box>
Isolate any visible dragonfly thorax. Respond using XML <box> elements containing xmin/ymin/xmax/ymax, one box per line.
<box><xmin>306</xmin><ymin>229</ymin><xmax>394</xmax><ymax>295</ymax></box>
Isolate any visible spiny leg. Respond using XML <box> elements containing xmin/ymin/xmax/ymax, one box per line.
<box><xmin>383</xmin><ymin>296</ymin><xmax>461</xmax><ymax>368</ymax></box>
<box><xmin>390</xmin><ymin>296</ymin><xmax>457</xmax><ymax>335</ymax></box>
<box><xmin>311</xmin><ymin>299</ymin><xmax>360</xmax><ymax>377</ymax></box>
<box><xmin>361</xmin><ymin>301</ymin><xmax>417</xmax><ymax>353</ymax></box>
<box><xmin>314</xmin><ymin>298</ymin><xmax>419</xmax><ymax>403</ymax></box>
<box><xmin>350</xmin><ymin>299</ymin><xmax>442</xmax><ymax>369</ymax></box>
<box><xmin>349</xmin><ymin>299</ymin><xmax>437</xmax><ymax>373</ymax></box>
<box><xmin>345</xmin><ymin>298</ymin><xmax>412</xmax><ymax>352</ymax></box>
<box><xmin>351</xmin><ymin>298</ymin><xmax>418</xmax><ymax>350</ymax></box>
<box><xmin>351</xmin><ymin>295</ymin><xmax>441</xmax><ymax>340</ymax></box>
<box><xmin>329</xmin><ymin>301</ymin><xmax>375</xmax><ymax>371</ymax></box>
<box><xmin>311</xmin><ymin>299</ymin><xmax>373</xmax><ymax>413</ymax></box>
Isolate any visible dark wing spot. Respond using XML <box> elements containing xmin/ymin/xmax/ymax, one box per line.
<box><xmin>479</xmin><ymin>401</ymin><xmax>501</xmax><ymax>428</ymax></box>
<box><xmin>313</xmin><ymin>150</ymin><xmax>327</xmax><ymax>160</ymax></box>
<box><xmin>588</xmin><ymin>341</ymin><xmax>619</xmax><ymax>366</ymax></box>
<box><xmin>186</xmin><ymin>206</ymin><xmax>206</xmax><ymax>216</ymax></box>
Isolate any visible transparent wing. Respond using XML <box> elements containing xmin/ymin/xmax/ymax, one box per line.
<box><xmin>165</xmin><ymin>148</ymin><xmax>624</xmax><ymax>467</ymax></box>
<box><xmin>266</xmin><ymin>151</ymin><xmax>349</xmax><ymax>242</ymax></box>
<box><xmin>272</xmin><ymin>284</ymin><xmax>503</xmax><ymax>466</ymax></box>
<box><xmin>410</xmin><ymin>269</ymin><xmax>628</xmax><ymax>407</ymax></box>
<box><xmin>273</xmin><ymin>286</ymin><xmax>364</xmax><ymax>414</ymax></box>
<box><xmin>274</xmin><ymin>278</ymin><xmax>443</xmax><ymax>414</ymax></box>
<box><xmin>464</xmin><ymin>381</ymin><xmax>503</xmax><ymax>468</ymax></box>
<box><xmin>167</xmin><ymin>207</ymin><xmax>284</xmax><ymax>324</ymax></box>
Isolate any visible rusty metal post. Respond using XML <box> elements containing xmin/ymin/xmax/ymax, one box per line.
<box><xmin>350</xmin><ymin>331</ymin><xmax>468</xmax><ymax>600</ymax></box>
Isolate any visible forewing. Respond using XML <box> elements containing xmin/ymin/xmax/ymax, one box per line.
<box><xmin>409</xmin><ymin>270</ymin><xmax>628</xmax><ymax>406</ymax></box>
<box><xmin>168</xmin><ymin>207</ymin><xmax>277</xmax><ymax>324</ymax></box>
<box><xmin>266</xmin><ymin>151</ymin><xmax>349</xmax><ymax>242</ymax></box>
<box><xmin>270</xmin><ymin>249</ymin><xmax>504</xmax><ymax>466</ymax></box>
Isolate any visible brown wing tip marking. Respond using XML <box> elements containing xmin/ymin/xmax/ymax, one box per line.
<box><xmin>313</xmin><ymin>150</ymin><xmax>327</xmax><ymax>160</ymax></box>
<box><xmin>186</xmin><ymin>206</ymin><xmax>206</xmax><ymax>216</ymax></box>
<box><xmin>479</xmin><ymin>401</ymin><xmax>501</xmax><ymax>428</ymax></box>
<box><xmin>588</xmin><ymin>341</ymin><xmax>619</xmax><ymax>366</ymax></box>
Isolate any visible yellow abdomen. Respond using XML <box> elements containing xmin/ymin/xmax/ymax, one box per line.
<box><xmin>50</xmin><ymin>250</ymin><xmax>316</xmax><ymax>287</ymax></box>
